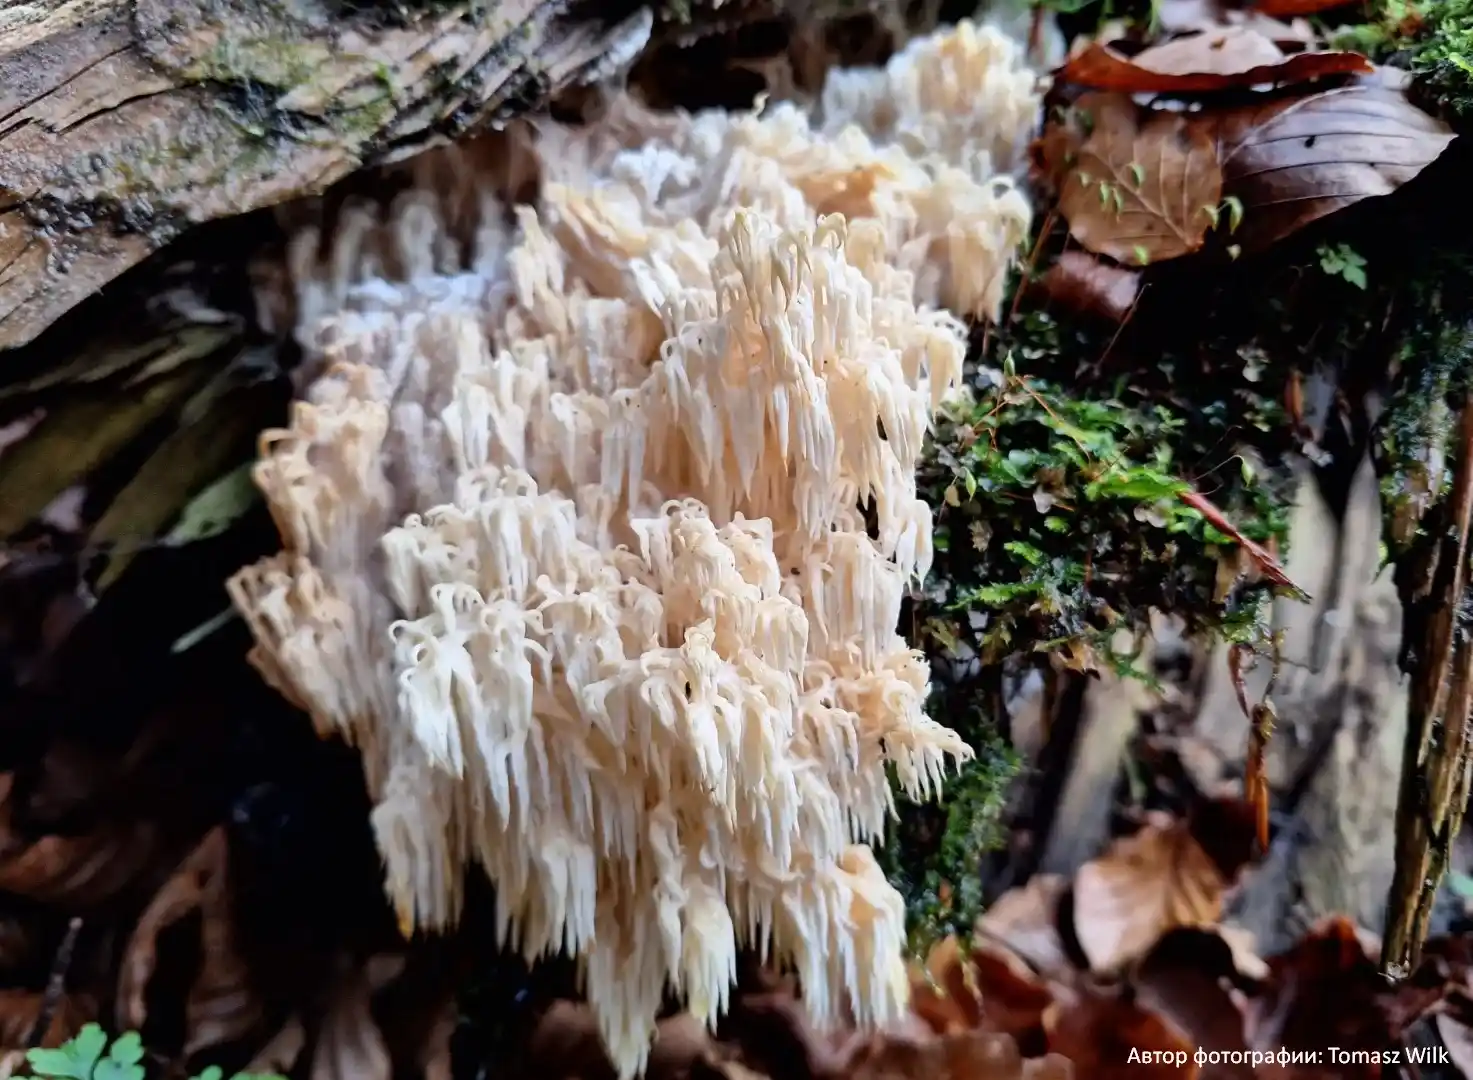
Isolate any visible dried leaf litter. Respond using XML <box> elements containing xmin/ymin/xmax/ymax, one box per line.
<box><xmin>226</xmin><ymin>23</ymin><xmax>1040</xmax><ymax>1078</ymax></box>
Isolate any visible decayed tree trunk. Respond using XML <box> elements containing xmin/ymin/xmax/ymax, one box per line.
<box><xmin>0</xmin><ymin>0</ymin><xmax>681</xmax><ymax>350</ymax></box>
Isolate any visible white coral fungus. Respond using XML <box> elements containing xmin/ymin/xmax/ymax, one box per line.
<box><xmin>228</xmin><ymin>20</ymin><xmax>1038</xmax><ymax>1079</ymax></box>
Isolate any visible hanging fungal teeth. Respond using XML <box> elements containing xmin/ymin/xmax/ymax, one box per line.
<box><xmin>226</xmin><ymin>20</ymin><xmax>1038</xmax><ymax>1080</ymax></box>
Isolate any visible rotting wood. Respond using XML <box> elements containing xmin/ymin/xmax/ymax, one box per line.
<box><xmin>0</xmin><ymin>0</ymin><xmax>675</xmax><ymax>351</ymax></box>
<box><xmin>1382</xmin><ymin>395</ymin><xmax>1473</xmax><ymax>977</ymax></box>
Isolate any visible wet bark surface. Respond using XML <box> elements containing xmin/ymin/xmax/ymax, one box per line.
<box><xmin>0</xmin><ymin>0</ymin><xmax>665</xmax><ymax>350</ymax></box>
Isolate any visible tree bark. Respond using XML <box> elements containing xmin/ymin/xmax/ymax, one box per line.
<box><xmin>0</xmin><ymin>0</ymin><xmax>669</xmax><ymax>351</ymax></box>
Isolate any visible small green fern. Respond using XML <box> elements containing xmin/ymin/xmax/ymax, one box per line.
<box><xmin>23</xmin><ymin>1024</ymin><xmax>284</xmax><ymax>1080</ymax></box>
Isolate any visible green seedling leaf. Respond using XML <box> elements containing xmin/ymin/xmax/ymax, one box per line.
<box><xmin>1223</xmin><ymin>195</ymin><xmax>1244</xmax><ymax>233</ymax></box>
<box><xmin>170</xmin><ymin>607</ymin><xmax>241</xmax><ymax>655</ymax></box>
<box><xmin>164</xmin><ymin>463</ymin><xmax>261</xmax><ymax>546</ymax></box>
<box><xmin>94</xmin><ymin>1055</ymin><xmax>145</xmax><ymax>1080</ymax></box>
<box><xmin>105</xmin><ymin>1033</ymin><xmax>144</xmax><ymax>1067</ymax></box>
<box><xmin>27</xmin><ymin>1023</ymin><xmax>109</xmax><ymax>1080</ymax></box>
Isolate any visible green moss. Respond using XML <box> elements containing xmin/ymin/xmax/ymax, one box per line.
<box><xmin>1413</xmin><ymin>2</ymin><xmax>1473</xmax><ymax>126</ymax></box>
<box><xmin>878</xmin><ymin>713</ymin><xmax>1020</xmax><ymax>957</ymax></box>
<box><xmin>186</xmin><ymin>35</ymin><xmax>329</xmax><ymax>89</ymax></box>
<box><xmin>1375</xmin><ymin>258</ymin><xmax>1473</xmax><ymax>556</ymax></box>
<box><xmin>1332</xmin><ymin>0</ymin><xmax>1473</xmax><ymax>125</ymax></box>
<box><xmin>915</xmin><ymin>328</ymin><xmax>1292</xmax><ymax>672</ymax></box>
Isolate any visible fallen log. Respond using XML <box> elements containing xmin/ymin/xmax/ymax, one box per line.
<box><xmin>0</xmin><ymin>0</ymin><xmax>670</xmax><ymax>351</ymax></box>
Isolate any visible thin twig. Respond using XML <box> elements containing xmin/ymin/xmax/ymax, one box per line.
<box><xmin>1007</xmin><ymin>210</ymin><xmax>1058</xmax><ymax>326</ymax></box>
<box><xmin>27</xmin><ymin>917</ymin><xmax>82</xmax><ymax>1048</ymax></box>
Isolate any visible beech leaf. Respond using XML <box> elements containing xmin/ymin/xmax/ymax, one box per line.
<box><xmin>1058</xmin><ymin>94</ymin><xmax>1223</xmax><ymax>264</ymax></box>
<box><xmin>975</xmin><ymin>873</ymin><xmax>1073</xmax><ymax>975</ymax></box>
<box><xmin>1252</xmin><ymin>0</ymin><xmax>1359</xmax><ymax>14</ymax></box>
<box><xmin>1043</xmin><ymin>994</ymin><xmax>1197</xmax><ymax>1080</ymax></box>
<box><xmin>1058</xmin><ymin>28</ymin><xmax>1371</xmax><ymax>95</ymax></box>
<box><xmin>1154</xmin><ymin>0</ymin><xmax>1319</xmax><ymax>41</ymax></box>
<box><xmin>1071</xmin><ymin>799</ymin><xmax>1257</xmax><ymax>971</ymax></box>
<box><xmin>1196</xmin><ymin>82</ymin><xmax>1456</xmax><ymax>251</ymax></box>
<box><xmin>1034</xmin><ymin>251</ymin><xmax>1142</xmax><ymax>323</ymax></box>
<box><xmin>1239</xmin><ymin>916</ymin><xmax>1439</xmax><ymax>1056</ymax></box>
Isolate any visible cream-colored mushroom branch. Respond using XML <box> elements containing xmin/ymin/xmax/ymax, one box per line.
<box><xmin>226</xmin><ymin>21</ymin><xmax>1039</xmax><ymax>1079</ymax></box>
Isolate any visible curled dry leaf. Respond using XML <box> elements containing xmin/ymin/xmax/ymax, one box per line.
<box><xmin>0</xmin><ymin>776</ymin><xmax>161</xmax><ymax>910</ymax></box>
<box><xmin>1195</xmin><ymin>81</ymin><xmax>1455</xmax><ymax>251</ymax></box>
<box><xmin>247</xmin><ymin>1018</ymin><xmax>308</xmax><ymax>1076</ymax></box>
<box><xmin>1031</xmin><ymin>107</ymin><xmax>1088</xmax><ymax>193</ymax></box>
<box><xmin>0</xmin><ymin>555</ymin><xmax>90</xmax><ymax>691</ymax></box>
<box><xmin>1436</xmin><ymin>1012</ymin><xmax>1473</xmax><ymax>1076</ymax></box>
<box><xmin>975</xmin><ymin>873</ymin><xmax>1072</xmax><ymax>975</ymax></box>
<box><xmin>1071</xmin><ymin>799</ymin><xmax>1258</xmax><ymax>972</ymax></box>
<box><xmin>526</xmin><ymin>1002</ymin><xmax>721</xmax><ymax>1080</ymax></box>
<box><xmin>1238</xmin><ymin>916</ymin><xmax>1442</xmax><ymax>1067</ymax></box>
<box><xmin>1057</xmin><ymin>28</ymin><xmax>1371</xmax><ymax>95</ymax></box>
<box><xmin>524</xmin><ymin>973</ymin><xmax>1073</xmax><ymax>1080</ymax></box>
<box><xmin>1044</xmin><ymin>990</ymin><xmax>1196</xmax><ymax>1080</ymax></box>
<box><xmin>1179</xmin><ymin>490</ymin><xmax>1306</xmax><ymax>599</ymax></box>
<box><xmin>1033</xmin><ymin>252</ymin><xmax>1141</xmax><ymax>324</ymax></box>
<box><xmin>418</xmin><ymin>1000</ymin><xmax>456</xmax><ymax>1080</ymax></box>
<box><xmin>1058</xmin><ymin>94</ymin><xmax>1222</xmax><ymax>265</ymax></box>
<box><xmin>1251</xmin><ymin>0</ymin><xmax>1361</xmax><ymax>14</ymax></box>
<box><xmin>720</xmin><ymin>981</ymin><xmax>863</xmax><ymax>1079</ymax></box>
<box><xmin>1156</xmin><ymin>1</ymin><xmax>1319</xmax><ymax>42</ymax></box>
<box><xmin>0</xmin><ymin>989</ymin><xmax>92</xmax><ymax>1050</ymax></box>
<box><xmin>1134</xmin><ymin>929</ymin><xmax>1256</xmax><ymax>1074</ymax></box>
<box><xmin>310</xmin><ymin>965</ymin><xmax>393</xmax><ymax>1080</ymax></box>
<box><xmin>844</xmin><ymin>1029</ymin><xmax>1073</xmax><ymax>1080</ymax></box>
<box><xmin>0</xmin><ymin>918</ymin><xmax>33</xmax><ymax>973</ymax></box>
<box><xmin>910</xmin><ymin>937</ymin><xmax>1053</xmax><ymax>1044</ymax></box>
<box><xmin>116</xmin><ymin>826</ymin><xmax>262</xmax><ymax>1058</ymax></box>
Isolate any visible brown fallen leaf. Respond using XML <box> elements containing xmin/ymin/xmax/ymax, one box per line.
<box><xmin>1252</xmin><ymin>0</ymin><xmax>1361</xmax><ymax>15</ymax></box>
<box><xmin>0</xmin><ymin>917</ymin><xmax>34</xmax><ymax>973</ymax></box>
<box><xmin>910</xmin><ymin>938</ymin><xmax>1054</xmax><ymax>1045</ymax></box>
<box><xmin>1057</xmin><ymin>28</ymin><xmax>1371</xmax><ymax>95</ymax></box>
<box><xmin>1134</xmin><ymin>929</ymin><xmax>1256</xmax><ymax>1079</ymax></box>
<box><xmin>717</xmin><ymin>982</ymin><xmax>852</xmax><ymax>1079</ymax></box>
<box><xmin>975</xmin><ymin>874</ymin><xmax>1072</xmax><ymax>975</ymax></box>
<box><xmin>1044</xmin><ymin>989</ymin><xmax>1196</xmax><ymax>1080</ymax></box>
<box><xmin>246</xmin><ymin>1019</ymin><xmax>308</xmax><ymax>1076</ymax></box>
<box><xmin>843</xmin><ymin>1028</ymin><xmax>1072</xmax><ymax>1080</ymax></box>
<box><xmin>0</xmin><ymin>554</ymin><xmax>90</xmax><ymax>692</ymax></box>
<box><xmin>1071</xmin><ymin>799</ymin><xmax>1258</xmax><ymax>972</ymax></box>
<box><xmin>418</xmin><ymin>1000</ymin><xmax>456</xmax><ymax>1080</ymax></box>
<box><xmin>1033</xmin><ymin>252</ymin><xmax>1142</xmax><ymax>323</ymax></box>
<box><xmin>1031</xmin><ymin>107</ymin><xmax>1089</xmax><ymax>194</ymax></box>
<box><xmin>1194</xmin><ymin>81</ymin><xmax>1455</xmax><ymax>251</ymax></box>
<box><xmin>0</xmin><ymin>779</ymin><xmax>161</xmax><ymax>910</ymax></box>
<box><xmin>116</xmin><ymin>827</ymin><xmax>263</xmax><ymax>1058</ymax></box>
<box><xmin>1179</xmin><ymin>489</ymin><xmax>1307</xmax><ymax>599</ymax></box>
<box><xmin>310</xmin><ymin>963</ymin><xmax>394</xmax><ymax>1080</ymax></box>
<box><xmin>1058</xmin><ymin>94</ymin><xmax>1222</xmax><ymax>265</ymax></box>
<box><xmin>1238</xmin><ymin>916</ymin><xmax>1442</xmax><ymax>1071</ymax></box>
<box><xmin>0</xmin><ymin>989</ymin><xmax>93</xmax><ymax>1051</ymax></box>
<box><xmin>526</xmin><ymin>1001</ymin><xmax>719</xmax><ymax>1080</ymax></box>
<box><xmin>1436</xmin><ymin>1012</ymin><xmax>1473</xmax><ymax>1076</ymax></box>
<box><xmin>1157</xmin><ymin>0</ymin><xmax>1319</xmax><ymax>41</ymax></box>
